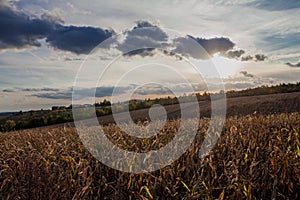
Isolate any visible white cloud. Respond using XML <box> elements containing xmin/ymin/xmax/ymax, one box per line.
<box><xmin>67</xmin><ymin>2</ymin><xmax>91</xmax><ymax>15</ymax></box>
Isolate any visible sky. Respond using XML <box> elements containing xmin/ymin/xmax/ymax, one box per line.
<box><xmin>0</xmin><ymin>0</ymin><xmax>300</xmax><ymax>112</ymax></box>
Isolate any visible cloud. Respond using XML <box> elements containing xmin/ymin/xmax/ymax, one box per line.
<box><xmin>0</xmin><ymin>0</ymin><xmax>12</xmax><ymax>8</ymax></box>
<box><xmin>32</xmin><ymin>86</ymin><xmax>133</xmax><ymax>100</ymax></box>
<box><xmin>46</xmin><ymin>25</ymin><xmax>114</xmax><ymax>54</ymax></box>
<box><xmin>22</xmin><ymin>87</ymin><xmax>60</xmax><ymax>92</ymax></box>
<box><xmin>0</xmin><ymin>3</ymin><xmax>114</xmax><ymax>54</ymax></box>
<box><xmin>241</xmin><ymin>55</ymin><xmax>253</xmax><ymax>61</ymax></box>
<box><xmin>173</xmin><ymin>35</ymin><xmax>238</xmax><ymax>60</ymax></box>
<box><xmin>286</xmin><ymin>62</ymin><xmax>300</xmax><ymax>67</ymax></box>
<box><xmin>123</xmin><ymin>48</ymin><xmax>156</xmax><ymax>57</ymax></box>
<box><xmin>225</xmin><ymin>49</ymin><xmax>245</xmax><ymax>59</ymax></box>
<box><xmin>34</xmin><ymin>91</ymin><xmax>72</xmax><ymax>100</ymax></box>
<box><xmin>0</xmin><ymin>4</ymin><xmax>271</xmax><ymax>62</ymax></box>
<box><xmin>2</xmin><ymin>87</ymin><xmax>60</xmax><ymax>93</ymax></box>
<box><xmin>0</xmin><ymin>4</ymin><xmax>54</xmax><ymax>49</ymax></box>
<box><xmin>120</xmin><ymin>24</ymin><xmax>268</xmax><ymax>63</ymax></box>
<box><xmin>67</xmin><ymin>2</ymin><xmax>91</xmax><ymax>15</ymax></box>
<box><xmin>262</xmin><ymin>32</ymin><xmax>300</xmax><ymax>52</ymax></box>
<box><xmin>161</xmin><ymin>50</ymin><xmax>183</xmax><ymax>60</ymax></box>
<box><xmin>241</xmin><ymin>54</ymin><xmax>267</xmax><ymax>62</ymax></box>
<box><xmin>31</xmin><ymin>84</ymin><xmax>193</xmax><ymax>100</ymax></box>
<box><xmin>240</xmin><ymin>71</ymin><xmax>254</xmax><ymax>78</ymax></box>
<box><xmin>131</xmin><ymin>21</ymin><xmax>168</xmax><ymax>41</ymax></box>
<box><xmin>173</xmin><ymin>36</ymin><xmax>210</xmax><ymax>59</ymax></box>
<box><xmin>254</xmin><ymin>54</ymin><xmax>267</xmax><ymax>61</ymax></box>
<box><xmin>2</xmin><ymin>89</ymin><xmax>14</xmax><ymax>93</ymax></box>
<box><xmin>134</xmin><ymin>84</ymin><xmax>172</xmax><ymax>95</ymax></box>
<box><xmin>123</xmin><ymin>48</ymin><xmax>184</xmax><ymax>60</ymax></box>
<box><xmin>224</xmin><ymin>82</ymin><xmax>256</xmax><ymax>90</ymax></box>
<box><xmin>187</xmin><ymin>35</ymin><xmax>235</xmax><ymax>56</ymax></box>
<box><xmin>248</xmin><ymin>0</ymin><xmax>300</xmax><ymax>11</ymax></box>
<box><xmin>117</xmin><ymin>21</ymin><xmax>168</xmax><ymax>56</ymax></box>
<box><xmin>41</xmin><ymin>8</ymin><xmax>65</xmax><ymax>24</ymax></box>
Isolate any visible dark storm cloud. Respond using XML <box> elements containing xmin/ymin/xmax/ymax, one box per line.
<box><xmin>0</xmin><ymin>5</ymin><xmax>53</xmax><ymax>49</ymax></box>
<box><xmin>248</xmin><ymin>0</ymin><xmax>300</xmax><ymax>11</ymax></box>
<box><xmin>0</xmin><ymin>3</ymin><xmax>114</xmax><ymax>54</ymax></box>
<box><xmin>46</xmin><ymin>25</ymin><xmax>114</xmax><ymax>54</ymax></box>
<box><xmin>286</xmin><ymin>62</ymin><xmax>300</xmax><ymax>67</ymax></box>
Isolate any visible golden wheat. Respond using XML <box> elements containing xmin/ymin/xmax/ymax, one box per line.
<box><xmin>0</xmin><ymin>113</ymin><xmax>299</xmax><ymax>199</ymax></box>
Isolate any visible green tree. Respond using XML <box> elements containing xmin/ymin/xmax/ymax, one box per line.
<box><xmin>5</xmin><ymin>120</ymin><xmax>16</xmax><ymax>131</ymax></box>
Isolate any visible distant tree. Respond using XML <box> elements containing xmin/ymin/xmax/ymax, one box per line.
<box><xmin>96</xmin><ymin>109</ymin><xmax>106</xmax><ymax>117</ymax></box>
<box><xmin>0</xmin><ymin>124</ymin><xmax>4</xmax><ymax>132</ymax></box>
<box><xmin>4</xmin><ymin>120</ymin><xmax>16</xmax><ymax>131</ymax></box>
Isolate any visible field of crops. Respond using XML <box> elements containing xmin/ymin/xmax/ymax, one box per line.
<box><xmin>1</xmin><ymin>113</ymin><xmax>300</xmax><ymax>199</ymax></box>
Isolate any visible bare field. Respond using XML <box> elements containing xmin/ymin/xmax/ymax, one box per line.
<box><xmin>97</xmin><ymin>92</ymin><xmax>300</xmax><ymax>125</ymax></box>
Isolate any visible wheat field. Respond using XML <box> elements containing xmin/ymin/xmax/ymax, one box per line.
<box><xmin>0</xmin><ymin>113</ymin><xmax>300</xmax><ymax>199</ymax></box>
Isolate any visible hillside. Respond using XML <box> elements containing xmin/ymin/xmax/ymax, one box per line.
<box><xmin>2</xmin><ymin>82</ymin><xmax>300</xmax><ymax>132</ymax></box>
<box><xmin>98</xmin><ymin>92</ymin><xmax>300</xmax><ymax>125</ymax></box>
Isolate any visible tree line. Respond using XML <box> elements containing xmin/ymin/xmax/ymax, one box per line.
<box><xmin>1</xmin><ymin>82</ymin><xmax>300</xmax><ymax>132</ymax></box>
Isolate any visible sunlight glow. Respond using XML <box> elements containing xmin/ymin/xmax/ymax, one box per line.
<box><xmin>211</xmin><ymin>54</ymin><xmax>242</xmax><ymax>78</ymax></box>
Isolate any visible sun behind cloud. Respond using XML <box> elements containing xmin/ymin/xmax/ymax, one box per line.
<box><xmin>211</xmin><ymin>54</ymin><xmax>242</xmax><ymax>78</ymax></box>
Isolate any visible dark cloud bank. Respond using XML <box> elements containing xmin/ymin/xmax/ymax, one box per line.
<box><xmin>0</xmin><ymin>2</ymin><xmax>114</xmax><ymax>54</ymax></box>
<box><xmin>187</xmin><ymin>35</ymin><xmax>235</xmax><ymax>56</ymax></box>
<box><xmin>122</xmin><ymin>22</ymin><xmax>267</xmax><ymax>62</ymax></box>
<box><xmin>0</xmin><ymin>2</ymin><xmax>268</xmax><ymax>62</ymax></box>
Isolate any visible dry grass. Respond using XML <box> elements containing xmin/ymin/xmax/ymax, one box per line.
<box><xmin>0</xmin><ymin>113</ymin><xmax>300</xmax><ymax>199</ymax></box>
